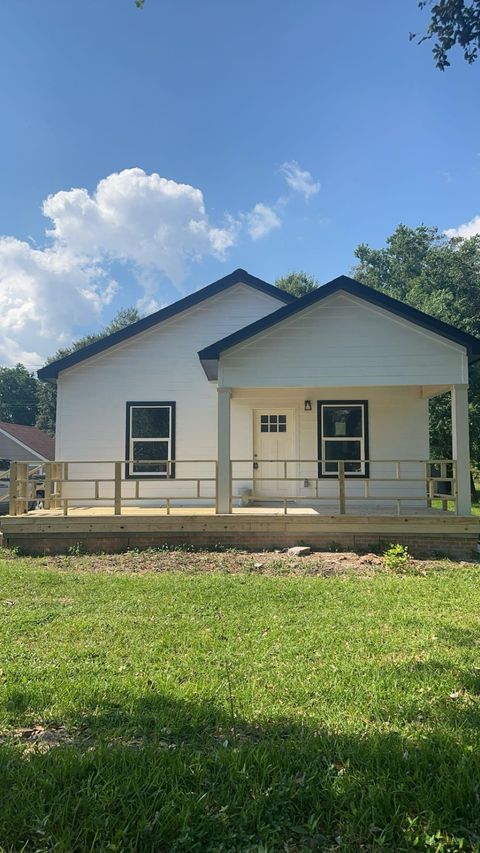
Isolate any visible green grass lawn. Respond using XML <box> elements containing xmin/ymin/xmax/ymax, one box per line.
<box><xmin>1</xmin><ymin>550</ymin><xmax>480</xmax><ymax>852</ymax></box>
<box><xmin>430</xmin><ymin>498</ymin><xmax>480</xmax><ymax>515</ymax></box>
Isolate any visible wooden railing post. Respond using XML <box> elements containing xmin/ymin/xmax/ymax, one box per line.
<box><xmin>114</xmin><ymin>462</ymin><xmax>122</xmax><ymax>515</ymax></box>
<box><xmin>18</xmin><ymin>463</ymin><xmax>28</xmax><ymax>514</ymax></box>
<box><xmin>44</xmin><ymin>462</ymin><xmax>52</xmax><ymax>510</ymax></box>
<box><xmin>50</xmin><ymin>462</ymin><xmax>60</xmax><ymax>508</ymax></box>
<box><xmin>440</xmin><ymin>462</ymin><xmax>448</xmax><ymax>511</ymax></box>
<box><xmin>426</xmin><ymin>462</ymin><xmax>432</xmax><ymax>508</ymax></box>
<box><xmin>9</xmin><ymin>461</ymin><xmax>17</xmax><ymax>516</ymax></box>
<box><xmin>338</xmin><ymin>460</ymin><xmax>346</xmax><ymax>515</ymax></box>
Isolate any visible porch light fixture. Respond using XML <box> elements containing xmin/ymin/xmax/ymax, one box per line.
<box><xmin>304</xmin><ymin>400</ymin><xmax>312</xmax><ymax>412</ymax></box>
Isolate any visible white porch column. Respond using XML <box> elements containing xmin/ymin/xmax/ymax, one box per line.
<box><xmin>451</xmin><ymin>384</ymin><xmax>471</xmax><ymax>516</ymax></box>
<box><xmin>216</xmin><ymin>387</ymin><xmax>232</xmax><ymax>513</ymax></box>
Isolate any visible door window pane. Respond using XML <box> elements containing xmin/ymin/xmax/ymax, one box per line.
<box><xmin>259</xmin><ymin>414</ymin><xmax>288</xmax><ymax>433</ymax></box>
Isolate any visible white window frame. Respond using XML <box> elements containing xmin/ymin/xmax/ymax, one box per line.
<box><xmin>126</xmin><ymin>402</ymin><xmax>175</xmax><ymax>479</ymax></box>
<box><xmin>319</xmin><ymin>401</ymin><xmax>368</xmax><ymax>477</ymax></box>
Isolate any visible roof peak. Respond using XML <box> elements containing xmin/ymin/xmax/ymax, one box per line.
<box><xmin>38</xmin><ymin>268</ymin><xmax>294</xmax><ymax>382</ymax></box>
<box><xmin>198</xmin><ymin>273</ymin><xmax>480</xmax><ymax>379</ymax></box>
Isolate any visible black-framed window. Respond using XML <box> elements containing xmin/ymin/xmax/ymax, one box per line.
<box><xmin>125</xmin><ymin>402</ymin><xmax>176</xmax><ymax>479</ymax></box>
<box><xmin>317</xmin><ymin>401</ymin><xmax>369</xmax><ymax>477</ymax></box>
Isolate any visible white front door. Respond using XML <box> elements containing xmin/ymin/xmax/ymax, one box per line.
<box><xmin>253</xmin><ymin>409</ymin><xmax>296</xmax><ymax>497</ymax></box>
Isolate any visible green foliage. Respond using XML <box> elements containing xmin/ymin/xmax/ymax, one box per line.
<box><xmin>34</xmin><ymin>381</ymin><xmax>57</xmax><ymax>435</ymax></box>
<box><xmin>0</xmin><ymin>364</ymin><xmax>38</xmax><ymax>425</ymax></box>
<box><xmin>383</xmin><ymin>542</ymin><xmax>410</xmax><ymax>570</ymax></box>
<box><xmin>353</xmin><ymin>225</ymin><xmax>480</xmax><ymax>464</ymax></box>
<box><xmin>35</xmin><ymin>307</ymin><xmax>141</xmax><ymax>434</ymax></box>
<box><xmin>1</xmin><ymin>557</ymin><xmax>480</xmax><ymax>849</ymax></box>
<box><xmin>413</xmin><ymin>0</ymin><xmax>480</xmax><ymax>69</ymax></box>
<box><xmin>275</xmin><ymin>270</ymin><xmax>319</xmax><ymax>298</ymax></box>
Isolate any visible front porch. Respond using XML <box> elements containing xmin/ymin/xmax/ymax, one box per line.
<box><xmin>1</xmin><ymin>451</ymin><xmax>479</xmax><ymax>557</ymax></box>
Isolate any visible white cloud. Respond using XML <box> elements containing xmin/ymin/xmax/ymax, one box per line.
<box><xmin>43</xmin><ymin>168</ymin><xmax>237</xmax><ymax>286</ymax></box>
<box><xmin>0</xmin><ymin>237</ymin><xmax>117</xmax><ymax>369</ymax></box>
<box><xmin>0</xmin><ymin>167</ymin><xmax>296</xmax><ymax>369</ymax></box>
<box><xmin>445</xmin><ymin>214</ymin><xmax>480</xmax><ymax>239</ymax></box>
<box><xmin>280</xmin><ymin>160</ymin><xmax>320</xmax><ymax>199</ymax></box>
<box><xmin>246</xmin><ymin>203</ymin><xmax>281</xmax><ymax>240</ymax></box>
<box><xmin>0</xmin><ymin>168</ymin><xmax>240</xmax><ymax>368</ymax></box>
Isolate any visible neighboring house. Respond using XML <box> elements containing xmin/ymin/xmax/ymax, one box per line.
<box><xmin>37</xmin><ymin>268</ymin><xmax>480</xmax><ymax>516</ymax></box>
<box><xmin>0</xmin><ymin>421</ymin><xmax>55</xmax><ymax>465</ymax></box>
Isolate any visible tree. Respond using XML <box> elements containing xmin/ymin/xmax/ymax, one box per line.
<box><xmin>0</xmin><ymin>364</ymin><xmax>39</xmax><ymax>425</ymax></box>
<box><xmin>275</xmin><ymin>271</ymin><xmax>319</xmax><ymax>299</ymax></box>
<box><xmin>352</xmin><ymin>225</ymin><xmax>480</xmax><ymax>483</ymax></box>
<box><xmin>412</xmin><ymin>0</ymin><xmax>480</xmax><ymax>69</ymax></box>
<box><xmin>36</xmin><ymin>307</ymin><xmax>141</xmax><ymax>434</ymax></box>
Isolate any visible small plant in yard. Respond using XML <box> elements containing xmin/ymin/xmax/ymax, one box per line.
<box><xmin>383</xmin><ymin>542</ymin><xmax>410</xmax><ymax>571</ymax></box>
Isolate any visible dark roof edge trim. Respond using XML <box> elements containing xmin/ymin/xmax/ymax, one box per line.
<box><xmin>38</xmin><ymin>269</ymin><xmax>294</xmax><ymax>383</ymax></box>
<box><xmin>198</xmin><ymin>275</ymin><xmax>480</xmax><ymax>375</ymax></box>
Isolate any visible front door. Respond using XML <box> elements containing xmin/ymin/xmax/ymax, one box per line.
<box><xmin>253</xmin><ymin>409</ymin><xmax>296</xmax><ymax>497</ymax></box>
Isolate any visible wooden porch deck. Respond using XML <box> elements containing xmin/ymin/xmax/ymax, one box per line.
<box><xmin>1</xmin><ymin>504</ymin><xmax>478</xmax><ymax>559</ymax></box>
<box><xmin>20</xmin><ymin>503</ymin><xmax>457</xmax><ymax>517</ymax></box>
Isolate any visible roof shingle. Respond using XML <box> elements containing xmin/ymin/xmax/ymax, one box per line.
<box><xmin>0</xmin><ymin>422</ymin><xmax>55</xmax><ymax>460</ymax></box>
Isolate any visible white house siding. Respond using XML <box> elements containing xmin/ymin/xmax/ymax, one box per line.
<box><xmin>55</xmin><ymin>283</ymin><xmax>285</xmax><ymax>503</ymax></box>
<box><xmin>55</xmin><ymin>285</ymin><xmax>461</xmax><ymax>508</ymax></box>
<box><xmin>219</xmin><ymin>292</ymin><xmax>468</xmax><ymax>388</ymax></box>
<box><xmin>230</xmin><ymin>386</ymin><xmax>430</xmax><ymax>507</ymax></box>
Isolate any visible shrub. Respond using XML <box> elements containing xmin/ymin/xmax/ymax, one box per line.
<box><xmin>383</xmin><ymin>543</ymin><xmax>410</xmax><ymax>571</ymax></box>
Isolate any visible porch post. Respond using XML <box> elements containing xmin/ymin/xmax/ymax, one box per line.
<box><xmin>216</xmin><ymin>387</ymin><xmax>232</xmax><ymax>513</ymax></box>
<box><xmin>451</xmin><ymin>384</ymin><xmax>471</xmax><ymax>516</ymax></box>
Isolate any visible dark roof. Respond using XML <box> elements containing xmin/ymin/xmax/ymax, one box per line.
<box><xmin>0</xmin><ymin>421</ymin><xmax>55</xmax><ymax>459</ymax></box>
<box><xmin>38</xmin><ymin>269</ymin><xmax>294</xmax><ymax>383</ymax></box>
<box><xmin>198</xmin><ymin>274</ymin><xmax>480</xmax><ymax>379</ymax></box>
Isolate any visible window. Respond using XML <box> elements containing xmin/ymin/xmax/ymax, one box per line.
<box><xmin>260</xmin><ymin>414</ymin><xmax>287</xmax><ymax>433</ymax></box>
<box><xmin>125</xmin><ymin>402</ymin><xmax>175</xmax><ymax>478</ymax></box>
<box><xmin>317</xmin><ymin>401</ymin><xmax>369</xmax><ymax>477</ymax></box>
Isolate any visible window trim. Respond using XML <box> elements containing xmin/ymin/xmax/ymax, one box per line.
<box><xmin>317</xmin><ymin>400</ymin><xmax>369</xmax><ymax>478</ymax></box>
<box><xmin>125</xmin><ymin>401</ymin><xmax>176</xmax><ymax>480</ymax></box>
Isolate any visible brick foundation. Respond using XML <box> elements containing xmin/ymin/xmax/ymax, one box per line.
<box><xmin>2</xmin><ymin>528</ymin><xmax>478</xmax><ymax>560</ymax></box>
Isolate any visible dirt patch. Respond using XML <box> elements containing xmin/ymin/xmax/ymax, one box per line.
<box><xmin>0</xmin><ymin>724</ymin><xmax>79</xmax><ymax>752</ymax></box>
<box><xmin>27</xmin><ymin>547</ymin><xmax>442</xmax><ymax>577</ymax></box>
<box><xmin>0</xmin><ymin>723</ymin><xmax>188</xmax><ymax>753</ymax></box>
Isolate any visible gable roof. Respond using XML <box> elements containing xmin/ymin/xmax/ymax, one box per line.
<box><xmin>198</xmin><ymin>274</ymin><xmax>480</xmax><ymax>379</ymax></box>
<box><xmin>0</xmin><ymin>421</ymin><xmax>55</xmax><ymax>460</ymax></box>
<box><xmin>38</xmin><ymin>269</ymin><xmax>294</xmax><ymax>383</ymax></box>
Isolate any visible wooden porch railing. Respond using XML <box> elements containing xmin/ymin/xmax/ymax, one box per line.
<box><xmin>231</xmin><ymin>458</ymin><xmax>457</xmax><ymax>515</ymax></box>
<box><xmin>6</xmin><ymin>460</ymin><xmax>218</xmax><ymax>517</ymax></box>
<box><xmin>4</xmin><ymin>458</ymin><xmax>458</xmax><ymax>516</ymax></box>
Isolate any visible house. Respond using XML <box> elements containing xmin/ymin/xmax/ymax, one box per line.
<box><xmin>0</xmin><ymin>421</ymin><xmax>55</xmax><ymax>466</ymax></box>
<box><xmin>33</xmin><ymin>267</ymin><xmax>479</xmax><ymax>532</ymax></box>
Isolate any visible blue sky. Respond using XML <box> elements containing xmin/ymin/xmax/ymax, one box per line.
<box><xmin>0</xmin><ymin>0</ymin><xmax>479</xmax><ymax>366</ymax></box>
